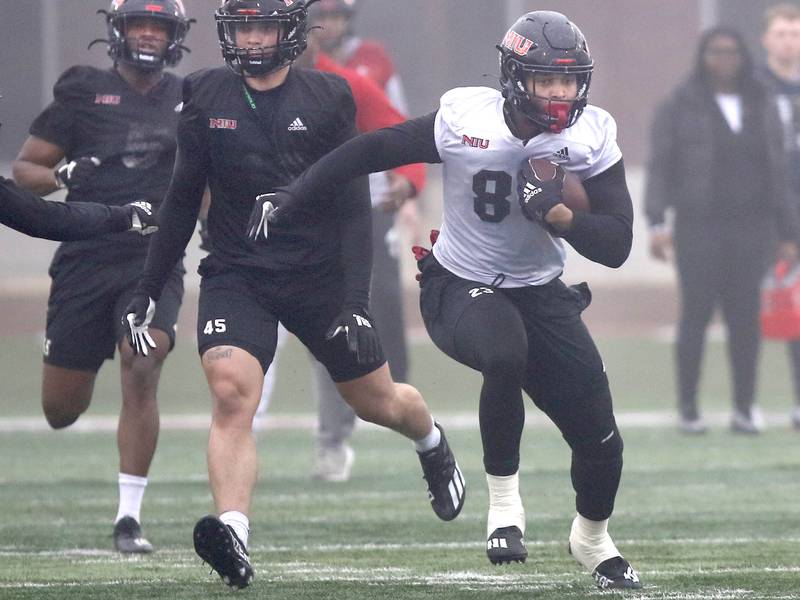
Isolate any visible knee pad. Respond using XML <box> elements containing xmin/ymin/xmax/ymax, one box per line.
<box><xmin>565</xmin><ymin>382</ymin><xmax>624</xmax><ymax>463</ymax></box>
<box><xmin>568</xmin><ymin>429</ymin><xmax>623</xmax><ymax>469</ymax></box>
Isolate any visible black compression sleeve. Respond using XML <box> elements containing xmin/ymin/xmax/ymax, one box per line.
<box><xmin>136</xmin><ymin>150</ymin><xmax>206</xmax><ymax>299</ymax></box>
<box><xmin>0</xmin><ymin>176</ymin><xmax>129</xmax><ymax>241</ymax></box>
<box><xmin>562</xmin><ymin>159</ymin><xmax>633</xmax><ymax>268</ymax></box>
<box><xmin>137</xmin><ymin>132</ymin><xmax>208</xmax><ymax>300</ymax></box>
<box><xmin>286</xmin><ymin>112</ymin><xmax>441</xmax><ymax>203</ymax></box>
<box><xmin>338</xmin><ymin>174</ymin><xmax>373</xmax><ymax>308</ymax></box>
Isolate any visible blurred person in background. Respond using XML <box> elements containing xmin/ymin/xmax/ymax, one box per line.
<box><xmin>759</xmin><ymin>3</ymin><xmax>800</xmax><ymax>431</ymax></box>
<box><xmin>645</xmin><ymin>27</ymin><xmax>799</xmax><ymax>435</ymax></box>
<box><xmin>257</xmin><ymin>0</ymin><xmax>426</xmax><ymax>482</ymax></box>
<box><xmin>314</xmin><ymin>0</ymin><xmax>408</xmax><ymax>112</ymax></box>
<box><xmin>10</xmin><ymin>0</ymin><xmax>191</xmax><ymax>553</ymax></box>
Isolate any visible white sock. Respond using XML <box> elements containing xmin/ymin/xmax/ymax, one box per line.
<box><xmin>115</xmin><ymin>473</ymin><xmax>147</xmax><ymax>524</ymax></box>
<box><xmin>569</xmin><ymin>514</ymin><xmax>620</xmax><ymax>572</ymax></box>
<box><xmin>220</xmin><ymin>510</ymin><xmax>250</xmax><ymax>549</ymax></box>
<box><xmin>486</xmin><ymin>471</ymin><xmax>525</xmax><ymax>537</ymax></box>
<box><xmin>413</xmin><ymin>417</ymin><xmax>441</xmax><ymax>453</ymax></box>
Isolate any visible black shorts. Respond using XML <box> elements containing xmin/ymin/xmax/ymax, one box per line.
<box><xmin>44</xmin><ymin>254</ymin><xmax>184</xmax><ymax>372</ymax></box>
<box><xmin>418</xmin><ymin>253</ymin><xmax>605</xmax><ymax>399</ymax></box>
<box><xmin>196</xmin><ymin>260</ymin><xmax>385</xmax><ymax>382</ymax></box>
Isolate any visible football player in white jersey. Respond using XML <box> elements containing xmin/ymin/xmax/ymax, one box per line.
<box><xmin>251</xmin><ymin>10</ymin><xmax>641</xmax><ymax>590</ymax></box>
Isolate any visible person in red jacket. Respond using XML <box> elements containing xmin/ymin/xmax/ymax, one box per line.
<box><xmin>314</xmin><ymin>0</ymin><xmax>408</xmax><ymax>113</ymax></box>
<box><xmin>256</xmin><ymin>27</ymin><xmax>425</xmax><ymax>482</ymax></box>
<box><xmin>308</xmin><ymin>4</ymin><xmax>425</xmax><ymax>480</ymax></box>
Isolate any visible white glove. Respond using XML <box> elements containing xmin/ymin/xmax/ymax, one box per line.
<box><xmin>124</xmin><ymin>295</ymin><xmax>157</xmax><ymax>356</ymax></box>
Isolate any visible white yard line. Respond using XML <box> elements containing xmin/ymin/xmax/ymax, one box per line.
<box><xmin>0</xmin><ymin>410</ymin><xmax>795</xmax><ymax>433</ymax></box>
<box><xmin>1</xmin><ymin>566</ymin><xmax>799</xmax><ymax>599</ymax></box>
<box><xmin>0</xmin><ymin>579</ymin><xmax>181</xmax><ymax>589</ymax></box>
<box><xmin>3</xmin><ymin>537</ymin><xmax>800</xmax><ymax>557</ymax></box>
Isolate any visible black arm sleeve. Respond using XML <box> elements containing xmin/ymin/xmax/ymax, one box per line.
<box><xmin>322</xmin><ymin>89</ymin><xmax>376</xmax><ymax>311</ymax></box>
<box><xmin>0</xmin><ymin>176</ymin><xmax>130</xmax><ymax>241</ymax></box>
<box><xmin>562</xmin><ymin>159</ymin><xmax>633</xmax><ymax>268</ymax></box>
<box><xmin>338</xmin><ymin>174</ymin><xmax>373</xmax><ymax>308</ymax></box>
<box><xmin>286</xmin><ymin>111</ymin><xmax>441</xmax><ymax>203</ymax></box>
<box><xmin>136</xmin><ymin>84</ymin><xmax>209</xmax><ymax>300</ymax></box>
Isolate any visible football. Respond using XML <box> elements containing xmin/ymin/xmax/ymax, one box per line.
<box><xmin>524</xmin><ymin>158</ymin><xmax>591</xmax><ymax>213</ymax></box>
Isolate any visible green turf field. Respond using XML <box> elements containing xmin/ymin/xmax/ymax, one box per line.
<box><xmin>2</xmin><ymin>333</ymin><xmax>799</xmax><ymax>416</ymax></box>
<box><xmin>1</xmin><ymin>334</ymin><xmax>799</xmax><ymax>598</ymax></box>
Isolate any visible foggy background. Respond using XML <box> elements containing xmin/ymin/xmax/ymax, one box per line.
<box><xmin>0</xmin><ymin>0</ymin><xmax>792</xmax><ymax>295</ymax></box>
<box><xmin>0</xmin><ymin>1</ymin><xmax>785</xmax><ymax>163</ymax></box>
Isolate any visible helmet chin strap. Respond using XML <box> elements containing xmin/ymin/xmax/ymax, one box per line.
<box><xmin>240</xmin><ymin>48</ymin><xmax>289</xmax><ymax>78</ymax></box>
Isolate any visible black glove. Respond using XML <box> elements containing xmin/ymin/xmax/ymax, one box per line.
<box><xmin>55</xmin><ymin>156</ymin><xmax>101</xmax><ymax>191</ymax></box>
<box><xmin>326</xmin><ymin>307</ymin><xmax>382</xmax><ymax>365</ymax></box>
<box><xmin>517</xmin><ymin>159</ymin><xmax>565</xmax><ymax>227</ymax></box>
<box><xmin>247</xmin><ymin>189</ymin><xmax>300</xmax><ymax>241</ymax></box>
<box><xmin>246</xmin><ymin>193</ymin><xmax>276</xmax><ymax>242</ymax></box>
<box><xmin>122</xmin><ymin>293</ymin><xmax>157</xmax><ymax>356</ymax></box>
<box><xmin>122</xmin><ymin>201</ymin><xmax>158</xmax><ymax>236</ymax></box>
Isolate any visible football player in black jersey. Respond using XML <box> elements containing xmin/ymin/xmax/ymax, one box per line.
<box><xmin>122</xmin><ymin>0</ymin><xmax>464</xmax><ymax>589</ymax></box>
<box><xmin>11</xmin><ymin>0</ymin><xmax>191</xmax><ymax>554</ymax></box>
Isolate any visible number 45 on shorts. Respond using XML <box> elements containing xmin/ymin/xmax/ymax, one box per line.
<box><xmin>203</xmin><ymin>319</ymin><xmax>227</xmax><ymax>334</ymax></box>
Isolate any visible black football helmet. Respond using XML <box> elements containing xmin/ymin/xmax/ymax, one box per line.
<box><xmin>216</xmin><ymin>0</ymin><xmax>312</xmax><ymax>77</ymax></box>
<box><xmin>99</xmin><ymin>0</ymin><xmax>192</xmax><ymax>70</ymax></box>
<box><xmin>498</xmin><ymin>11</ymin><xmax>593</xmax><ymax>133</ymax></box>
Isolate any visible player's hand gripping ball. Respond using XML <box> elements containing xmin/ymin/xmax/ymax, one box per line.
<box><xmin>517</xmin><ymin>158</ymin><xmax>589</xmax><ymax>232</ymax></box>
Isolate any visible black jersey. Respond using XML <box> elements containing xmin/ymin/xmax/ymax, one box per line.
<box><xmin>30</xmin><ymin>66</ymin><xmax>182</xmax><ymax>258</ymax></box>
<box><xmin>138</xmin><ymin>66</ymin><xmax>371</xmax><ymax>303</ymax></box>
<box><xmin>186</xmin><ymin>66</ymin><xmax>363</xmax><ymax>271</ymax></box>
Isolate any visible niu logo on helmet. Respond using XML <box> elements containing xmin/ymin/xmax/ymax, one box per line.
<box><xmin>502</xmin><ymin>30</ymin><xmax>534</xmax><ymax>56</ymax></box>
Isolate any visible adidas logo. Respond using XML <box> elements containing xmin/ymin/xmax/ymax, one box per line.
<box><xmin>550</xmin><ymin>146</ymin><xmax>570</xmax><ymax>162</ymax></box>
<box><xmin>288</xmin><ymin>117</ymin><xmax>307</xmax><ymax>131</ymax></box>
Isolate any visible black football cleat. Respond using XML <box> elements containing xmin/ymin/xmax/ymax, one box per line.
<box><xmin>417</xmin><ymin>423</ymin><xmax>465</xmax><ymax>521</ymax></box>
<box><xmin>487</xmin><ymin>526</ymin><xmax>527</xmax><ymax>565</ymax></box>
<box><xmin>193</xmin><ymin>515</ymin><xmax>254</xmax><ymax>590</ymax></box>
<box><xmin>113</xmin><ymin>516</ymin><xmax>154</xmax><ymax>554</ymax></box>
<box><xmin>592</xmin><ymin>556</ymin><xmax>642</xmax><ymax>590</ymax></box>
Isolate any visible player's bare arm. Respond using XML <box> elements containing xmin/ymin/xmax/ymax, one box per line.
<box><xmin>12</xmin><ymin>136</ymin><xmax>66</xmax><ymax>196</ymax></box>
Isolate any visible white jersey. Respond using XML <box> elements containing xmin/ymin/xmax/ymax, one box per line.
<box><xmin>432</xmin><ymin>87</ymin><xmax>622</xmax><ymax>287</ymax></box>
